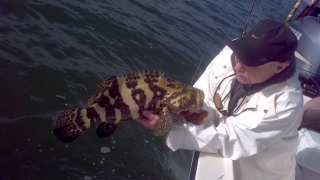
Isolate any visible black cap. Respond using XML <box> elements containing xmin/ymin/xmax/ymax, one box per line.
<box><xmin>227</xmin><ymin>19</ymin><xmax>298</xmax><ymax>67</ymax></box>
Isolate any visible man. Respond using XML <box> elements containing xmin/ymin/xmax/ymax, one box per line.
<box><xmin>136</xmin><ymin>19</ymin><xmax>303</xmax><ymax>179</ymax></box>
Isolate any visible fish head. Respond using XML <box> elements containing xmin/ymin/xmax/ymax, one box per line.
<box><xmin>173</xmin><ymin>87</ymin><xmax>204</xmax><ymax>113</ymax></box>
<box><xmin>189</xmin><ymin>88</ymin><xmax>204</xmax><ymax>112</ymax></box>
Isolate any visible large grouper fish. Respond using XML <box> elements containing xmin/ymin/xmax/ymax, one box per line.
<box><xmin>52</xmin><ymin>70</ymin><xmax>206</xmax><ymax>143</ymax></box>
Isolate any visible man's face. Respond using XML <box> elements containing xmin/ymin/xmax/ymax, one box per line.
<box><xmin>234</xmin><ymin>56</ymin><xmax>289</xmax><ymax>85</ymax></box>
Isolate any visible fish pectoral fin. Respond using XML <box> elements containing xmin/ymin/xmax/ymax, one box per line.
<box><xmin>96</xmin><ymin>121</ymin><xmax>124</xmax><ymax>138</ymax></box>
<box><xmin>153</xmin><ymin>111</ymin><xmax>174</xmax><ymax>136</ymax></box>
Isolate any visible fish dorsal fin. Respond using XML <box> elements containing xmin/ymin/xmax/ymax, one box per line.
<box><xmin>121</xmin><ymin>70</ymin><xmax>164</xmax><ymax>81</ymax></box>
<box><xmin>87</xmin><ymin>76</ymin><xmax>117</xmax><ymax>106</ymax></box>
<box><xmin>141</xmin><ymin>69</ymin><xmax>164</xmax><ymax>79</ymax></box>
<box><xmin>87</xmin><ymin>70</ymin><xmax>164</xmax><ymax>106</ymax></box>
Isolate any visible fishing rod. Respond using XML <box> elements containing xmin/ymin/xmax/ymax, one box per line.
<box><xmin>285</xmin><ymin>0</ymin><xmax>302</xmax><ymax>23</ymax></box>
<box><xmin>242</xmin><ymin>0</ymin><xmax>258</xmax><ymax>37</ymax></box>
<box><xmin>191</xmin><ymin>0</ymin><xmax>259</xmax><ymax>86</ymax></box>
<box><xmin>188</xmin><ymin>1</ymin><xmax>260</xmax><ymax>179</ymax></box>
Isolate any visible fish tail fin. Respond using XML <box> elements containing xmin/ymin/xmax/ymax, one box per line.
<box><xmin>52</xmin><ymin>107</ymin><xmax>100</xmax><ymax>143</ymax></box>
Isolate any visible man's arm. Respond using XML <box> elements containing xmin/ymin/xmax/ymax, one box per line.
<box><xmin>166</xmin><ymin>89</ymin><xmax>303</xmax><ymax>160</ymax></box>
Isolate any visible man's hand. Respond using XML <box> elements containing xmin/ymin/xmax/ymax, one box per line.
<box><xmin>134</xmin><ymin>110</ymin><xmax>208</xmax><ymax>129</ymax></box>
<box><xmin>179</xmin><ymin>110</ymin><xmax>208</xmax><ymax>125</ymax></box>
<box><xmin>135</xmin><ymin>110</ymin><xmax>160</xmax><ymax>129</ymax></box>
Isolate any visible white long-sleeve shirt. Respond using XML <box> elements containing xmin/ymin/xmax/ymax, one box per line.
<box><xmin>166</xmin><ymin>46</ymin><xmax>303</xmax><ymax>180</ymax></box>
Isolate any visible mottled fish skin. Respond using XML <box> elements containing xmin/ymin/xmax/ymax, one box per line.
<box><xmin>52</xmin><ymin>70</ymin><xmax>204</xmax><ymax>143</ymax></box>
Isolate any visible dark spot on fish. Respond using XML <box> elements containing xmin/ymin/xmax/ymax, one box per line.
<box><xmin>126</xmin><ymin>81</ymin><xmax>138</xmax><ymax>88</ymax></box>
<box><xmin>115</xmin><ymin>98</ymin><xmax>130</xmax><ymax>116</ymax></box>
<box><xmin>97</xmin><ymin>96</ymin><xmax>112</xmax><ymax>108</ymax></box>
<box><xmin>132</xmin><ymin>89</ymin><xmax>147</xmax><ymax>114</ymax></box>
<box><xmin>167</xmin><ymin>83</ymin><xmax>176</xmax><ymax>88</ymax></box>
<box><xmin>146</xmin><ymin>84</ymin><xmax>166</xmax><ymax>109</ymax></box>
<box><xmin>144</xmin><ymin>77</ymin><xmax>158</xmax><ymax>84</ymax></box>
<box><xmin>108</xmin><ymin>79</ymin><xmax>121</xmax><ymax>99</ymax></box>
<box><xmin>74</xmin><ymin>108</ymin><xmax>86</xmax><ymax>130</ymax></box>
<box><xmin>87</xmin><ymin>107</ymin><xmax>102</xmax><ymax>125</ymax></box>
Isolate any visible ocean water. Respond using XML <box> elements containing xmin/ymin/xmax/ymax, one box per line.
<box><xmin>0</xmin><ymin>0</ymin><xmax>304</xmax><ymax>179</ymax></box>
